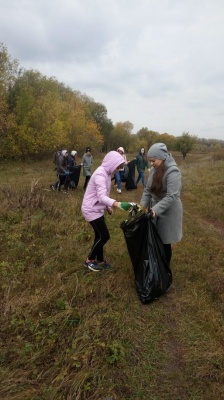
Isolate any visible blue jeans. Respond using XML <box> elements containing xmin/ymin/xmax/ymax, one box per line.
<box><xmin>115</xmin><ymin>170</ymin><xmax>124</xmax><ymax>190</ymax></box>
<box><xmin>135</xmin><ymin>172</ymin><xmax>145</xmax><ymax>187</ymax></box>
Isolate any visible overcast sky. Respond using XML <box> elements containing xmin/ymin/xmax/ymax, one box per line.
<box><xmin>1</xmin><ymin>0</ymin><xmax>224</xmax><ymax>140</ymax></box>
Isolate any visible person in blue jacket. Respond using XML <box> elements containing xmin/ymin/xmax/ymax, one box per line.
<box><xmin>68</xmin><ymin>150</ymin><xmax>77</xmax><ymax>167</ymax></box>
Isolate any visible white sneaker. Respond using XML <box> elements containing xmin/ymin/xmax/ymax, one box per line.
<box><xmin>116</xmin><ymin>188</ymin><xmax>121</xmax><ymax>193</ymax></box>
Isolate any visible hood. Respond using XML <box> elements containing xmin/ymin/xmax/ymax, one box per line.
<box><xmin>139</xmin><ymin>148</ymin><xmax>145</xmax><ymax>155</ymax></box>
<box><xmin>101</xmin><ymin>151</ymin><xmax>125</xmax><ymax>174</ymax></box>
<box><xmin>164</xmin><ymin>154</ymin><xmax>178</xmax><ymax>169</ymax></box>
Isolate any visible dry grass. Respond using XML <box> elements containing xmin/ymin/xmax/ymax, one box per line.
<box><xmin>0</xmin><ymin>152</ymin><xmax>224</xmax><ymax>399</ymax></box>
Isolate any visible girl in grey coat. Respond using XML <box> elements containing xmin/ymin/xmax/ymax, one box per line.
<box><xmin>82</xmin><ymin>147</ymin><xmax>93</xmax><ymax>190</ymax></box>
<box><xmin>140</xmin><ymin>143</ymin><xmax>183</xmax><ymax>266</ymax></box>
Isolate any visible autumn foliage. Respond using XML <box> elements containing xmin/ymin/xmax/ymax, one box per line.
<box><xmin>1</xmin><ymin>43</ymin><xmax>223</xmax><ymax>159</ymax></box>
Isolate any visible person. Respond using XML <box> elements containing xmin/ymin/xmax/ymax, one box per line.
<box><xmin>81</xmin><ymin>151</ymin><xmax>135</xmax><ymax>272</ymax></box>
<box><xmin>55</xmin><ymin>149</ymin><xmax>70</xmax><ymax>192</ymax></box>
<box><xmin>135</xmin><ymin>147</ymin><xmax>149</xmax><ymax>188</ymax></box>
<box><xmin>114</xmin><ymin>147</ymin><xmax>128</xmax><ymax>193</ymax></box>
<box><xmin>53</xmin><ymin>149</ymin><xmax>62</xmax><ymax>170</ymax></box>
<box><xmin>68</xmin><ymin>150</ymin><xmax>77</xmax><ymax>189</ymax></box>
<box><xmin>68</xmin><ymin>150</ymin><xmax>77</xmax><ymax>167</ymax></box>
<box><xmin>82</xmin><ymin>147</ymin><xmax>93</xmax><ymax>190</ymax></box>
<box><xmin>140</xmin><ymin>143</ymin><xmax>183</xmax><ymax>267</ymax></box>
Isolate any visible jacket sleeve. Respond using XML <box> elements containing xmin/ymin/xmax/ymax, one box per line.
<box><xmin>58</xmin><ymin>156</ymin><xmax>67</xmax><ymax>173</ymax></box>
<box><xmin>123</xmin><ymin>154</ymin><xmax>128</xmax><ymax>164</ymax></box>
<box><xmin>140</xmin><ymin>185</ymin><xmax>151</xmax><ymax>208</ymax></box>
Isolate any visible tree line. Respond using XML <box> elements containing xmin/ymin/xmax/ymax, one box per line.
<box><xmin>0</xmin><ymin>43</ymin><xmax>223</xmax><ymax>160</ymax></box>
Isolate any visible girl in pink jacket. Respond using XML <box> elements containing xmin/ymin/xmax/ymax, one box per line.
<box><xmin>81</xmin><ymin>151</ymin><xmax>132</xmax><ymax>271</ymax></box>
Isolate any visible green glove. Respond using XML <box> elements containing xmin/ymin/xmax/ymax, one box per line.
<box><xmin>118</xmin><ymin>202</ymin><xmax>136</xmax><ymax>211</ymax></box>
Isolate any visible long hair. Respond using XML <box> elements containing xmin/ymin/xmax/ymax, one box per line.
<box><xmin>150</xmin><ymin>161</ymin><xmax>165</xmax><ymax>196</ymax></box>
<box><xmin>140</xmin><ymin>148</ymin><xmax>147</xmax><ymax>162</ymax></box>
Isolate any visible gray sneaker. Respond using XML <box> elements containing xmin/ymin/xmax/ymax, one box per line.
<box><xmin>84</xmin><ymin>260</ymin><xmax>103</xmax><ymax>272</ymax></box>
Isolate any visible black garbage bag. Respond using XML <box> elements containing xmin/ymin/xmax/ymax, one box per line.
<box><xmin>121</xmin><ymin>164</ymin><xmax>129</xmax><ymax>182</ymax></box>
<box><xmin>120</xmin><ymin>208</ymin><xmax>172</xmax><ymax>304</ymax></box>
<box><xmin>68</xmin><ymin>165</ymin><xmax>81</xmax><ymax>189</ymax></box>
<box><xmin>125</xmin><ymin>159</ymin><xmax>137</xmax><ymax>190</ymax></box>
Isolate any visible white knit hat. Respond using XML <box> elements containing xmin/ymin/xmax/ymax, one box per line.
<box><xmin>61</xmin><ymin>150</ymin><xmax>68</xmax><ymax>156</ymax></box>
<box><xmin>71</xmin><ymin>150</ymin><xmax>77</xmax><ymax>156</ymax></box>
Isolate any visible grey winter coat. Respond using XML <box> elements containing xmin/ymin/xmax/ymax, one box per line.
<box><xmin>56</xmin><ymin>154</ymin><xmax>68</xmax><ymax>175</ymax></box>
<box><xmin>82</xmin><ymin>153</ymin><xmax>93</xmax><ymax>177</ymax></box>
<box><xmin>140</xmin><ymin>154</ymin><xmax>183</xmax><ymax>244</ymax></box>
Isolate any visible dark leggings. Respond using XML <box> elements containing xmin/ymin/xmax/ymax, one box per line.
<box><xmin>164</xmin><ymin>244</ymin><xmax>172</xmax><ymax>266</ymax></box>
<box><xmin>88</xmin><ymin>216</ymin><xmax>110</xmax><ymax>262</ymax></box>
<box><xmin>83</xmin><ymin>176</ymin><xmax>91</xmax><ymax>189</ymax></box>
<box><xmin>56</xmin><ymin>174</ymin><xmax>70</xmax><ymax>191</ymax></box>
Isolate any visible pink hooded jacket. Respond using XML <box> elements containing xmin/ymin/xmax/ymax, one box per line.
<box><xmin>81</xmin><ymin>151</ymin><xmax>125</xmax><ymax>222</ymax></box>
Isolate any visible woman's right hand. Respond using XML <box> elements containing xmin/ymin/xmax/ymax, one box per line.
<box><xmin>150</xmin><ymin>209</ymin><xmax>156</xmax><ymax>218</ymax></box>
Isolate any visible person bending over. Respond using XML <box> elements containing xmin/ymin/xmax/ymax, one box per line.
<box><xmin>81</xmin><ymin>151</ymin><xmax>134</xmax><ymax>271</ymax></box>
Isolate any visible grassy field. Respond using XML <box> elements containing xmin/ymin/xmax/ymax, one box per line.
<box><xmin>0</xmin><ymin>152</ymin><xmax>224</xmax><ymax>400</ymax></box>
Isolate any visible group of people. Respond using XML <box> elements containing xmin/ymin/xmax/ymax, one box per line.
<box><xmin>112</xmin><ymin>146</ymin><xmax>149</xmax><ymax>194</ymax></box>
<box><xmin>51</xmin><ymin>145</ymin><xmax>150</xmax><ymax>194</ymax></box>
<box><xmin>50</xmin><ymin>143</ymin><xmax>183</xmax><ymax>278</ymax></box>
<box><xmin>81</xmin><ymin>142</ymin><xmax>183</xmax><ymax>274</ymax></box>
<box><xmin>51</xmin><ymin>147</ymin><xmax>93</xmax><ymax>192</ymax></box>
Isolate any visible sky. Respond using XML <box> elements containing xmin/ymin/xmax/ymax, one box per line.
<box><xmin>1</xmin><ymin>0</ymin><xmax>224</xmax><ymax>140</ymax></box>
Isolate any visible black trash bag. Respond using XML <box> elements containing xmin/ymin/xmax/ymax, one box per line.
<box><xmin>120</xmin><ymin>208</ymin><xmax>172</xmax><ymax>304</ymax></box>
<box><xmin>125</xmin><ymin>159</ymin><xmax>137</xmax><ymax>190</ymax></box>
<box><xmin>122</xmin><ymin>164</ymin><xmax>129</xmax><ymax>181</ymax></box>
<box><xmin>68</xmin><ymin>165</ymin><xmax>81</xmax><ymax>189</ymax></box>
